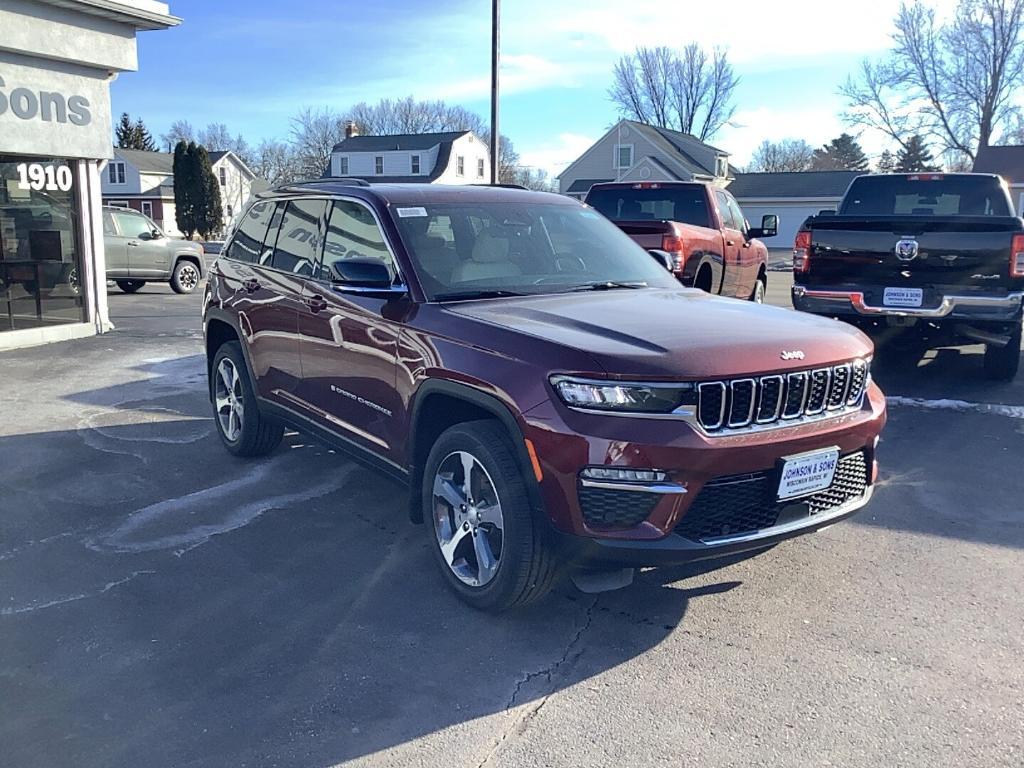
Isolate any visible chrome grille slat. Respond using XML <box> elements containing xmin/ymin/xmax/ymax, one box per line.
<box><xmin>696</xmin><ymin>360</ymin><xmax>869</xmax><ymax>434</ymax></box>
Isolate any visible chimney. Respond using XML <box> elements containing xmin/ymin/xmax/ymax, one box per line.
<box><xmin>345</xmin><ymin>121</ymin><xmax>358</xmax><ymax>139</ymax></box>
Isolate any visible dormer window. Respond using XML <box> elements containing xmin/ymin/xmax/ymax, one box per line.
<box><xmin>715</xmin><ymin>156</ymin><xmax>728</xmax><ymax>177</ymax></box>
<box><xmin>108</xmin><ymin>161</ymin><xmax>126</xmax><ymax>184</ymax></box>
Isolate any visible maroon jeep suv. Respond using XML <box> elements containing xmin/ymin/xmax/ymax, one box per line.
<box><xmin>203</xmin><ymin>181</ymin><xmax>886</xmax><ymax>612</ymax></box>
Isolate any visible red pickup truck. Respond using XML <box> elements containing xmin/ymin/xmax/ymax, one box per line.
<box><xmin>586</xmin><ymin>181</ymin><xmax>777</xmax><ymax>302</ymax></box>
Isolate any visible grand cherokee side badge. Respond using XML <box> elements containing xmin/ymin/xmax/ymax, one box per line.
<box><xmin>781</xmin><ymin>350</ymin><xmax>805</xmax><ymax>360</ymax></box>
<box><xmin>895</xmin><ymin>238</ymin><xmax>919</xmax><ymax>261</ymax></box>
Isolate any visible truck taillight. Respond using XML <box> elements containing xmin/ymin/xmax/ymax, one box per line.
<box><xmin>661</xmin><ymin>234</ymin><xmax>686</xmax><ymax>271</ymax></box>
<box><xmin>793</xmin><ymin>230</ymin><xmax>812</xmax><ymax>273</ymax></box>
<box><xmin>1012</xmin><ymin>234</ymin><xmax>1024</xmax><ymax>278</ymax></box>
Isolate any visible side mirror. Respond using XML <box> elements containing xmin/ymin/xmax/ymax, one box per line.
<box><xmin>747</xmin><ymin>214</ymin><xmax>778</xmax><ymax>240</ymax></box>
<box><xmin>329</xmin><ymin>258</ymin><xmax>406</xmax><ymax>296</ymax></box>
<box><xmin>647</xmin><ymin>249</ymin><xmax>674</xmax><ymax>271</ymax></box>
<box><xmin>138</xmin><ymin>230</ymin><xmax>153</xmax><ymax>241</ymax></box>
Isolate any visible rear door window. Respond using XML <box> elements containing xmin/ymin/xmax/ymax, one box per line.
<box><xmin>226</xmin><ymin>201</ymin><xmax>274</xmax><ymax>263</ymax></box>
<box><xmin>269</xmin><ymin>199</ymin><xmax>326</xmax><ymax>275</ymax></box>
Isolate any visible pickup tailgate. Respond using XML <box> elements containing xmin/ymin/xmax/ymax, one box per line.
<box><xmin>612</xmin><ymin>220</ymin><xmax>673</xmax><ymax>251</ymax></box>
<box><xmin>804</xmin><ymin>215</ymin><xmax>1021</xmax><ymax>293</ymax></box>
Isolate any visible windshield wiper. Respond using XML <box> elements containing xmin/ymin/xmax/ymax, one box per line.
<box><xmin>566</xmin><ymin>281</ymin><xmax>648</xmax><ymax>292</ymax></box>
<box><xmin>432</xmin><ymin>289</ymin><xmax>530</xmax><ymax>302</ymax></box>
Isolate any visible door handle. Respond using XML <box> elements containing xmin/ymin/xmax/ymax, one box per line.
<box><xmin>241</xmin><ymin>278</ymin><xmax>260</xmax><ymax>293</ymax></box>
<box><xmin>305</xmin><ymin>294</ymin><xmax>328</xmax><ymax>313</ymax></box>
<box><xmin>127</xmin><ymin>241</ymin><xmax>140</xmax><ymax>247</ymax></box>
<box><xmin>726</xmin><ymin>240</ymin><xmax>735</xmax><ymax>247</ymax></box>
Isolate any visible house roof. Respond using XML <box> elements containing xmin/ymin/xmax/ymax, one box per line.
<box><xmin>630</xmin><ymin>122</ymin><xmax>723</xmax><ymax>176</ymax></box>
<box><xmin>115</xmin><ymin>148</ymin><xmax>174</xmax><ymax>174</ymax></box>
<box><xmin>325</xmin><ymin>134</ymin><xmax>460</xmax><ymax>182</ymax></box>
<box><xmin>728</xmin><ymin>170</ymin><xmax>864</xmax><ymax>199</ymax></box>
<box><xmin>565</xmin><ymin>178</ymin><xmax>614</xmax><ymax>194</ymax></box>
<box><xmin>972</xmin><ymin>145</ymin><xmax>1024</xmax><ymax>183</ymax></box>
<box><xmin>331</xmin><ymin>131</ymin><xmax>470</xmax><ymax>153</ymax></box>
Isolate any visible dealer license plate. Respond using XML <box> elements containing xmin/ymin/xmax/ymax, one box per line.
<box><xmin>777</xmin><ymin>448</ymin><xmax>840</xmax><ymax>501</ymax></box>
<box><xmin>883</xmin><ymin>287</ymin><xmax>923</xmax><ymax>308</ymax></box>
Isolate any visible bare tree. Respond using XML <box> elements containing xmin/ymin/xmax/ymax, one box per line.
<box><xmin>196</xmin><ymin>123</ymin><xmax>253</xmax><ymax>165</ymax></box>
<box><xmin>511</xmin><ymin>167</ymin><xmax>557</xmax><ymax>192</ymax></box>
<box><xmin>842</xmin><ymin>0</ymin><xmax>1024</xmax><ymax>160</ymax></box>
<box><xmin>250</xmin><ymin>139</ymin><xmax>303</xmax><ymax>186</ymax></box>
<box><xmin>748</xmin><ymin>139</ymin><xmax>815</xmax><ymax>172</ymax></box>
<box><xmin>609</xmin><ymin>44</ymin><xmax>738</xmax><ymax>140</ymax></box>
<box><xmin>289</xmin><ymin>107</ymin><xmax>348</xmax><ymax>179</ymax></box>
<box><xmin>161</xmin><ymin>119</ymin><xmax>194</xmax><ymax>152</ymax></box>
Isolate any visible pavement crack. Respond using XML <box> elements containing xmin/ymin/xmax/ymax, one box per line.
<box><xmin>2</xmin><ymin>570</ymin><xmax>155</xmax><ymax>616</ymax></box>
<box><xmin>476</xmin><ymin>595</ymin><xmax>599</xmax><ymax>768</ymax></box>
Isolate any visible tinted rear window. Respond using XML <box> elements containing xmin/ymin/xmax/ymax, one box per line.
<box><xmin>840</xmin><ymin>176</ymin><xmax>1012</xmax><ymax>216</ymax></box>
<box><xmin>587</xmin><ymin>186</ymin><xmax>712</xmax><ymax>228</ymax></box>
<box><xmin>226</xmin><ymin>201</ymin><xmax>274</xmax><ymax>263</ymax></box>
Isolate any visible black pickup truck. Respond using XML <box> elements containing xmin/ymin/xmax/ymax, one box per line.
<box><xmin>791</xmin><ymin>173</ymin><xmax>1024</xmax><ymax>380</ymax></box>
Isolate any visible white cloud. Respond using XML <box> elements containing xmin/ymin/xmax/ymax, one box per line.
<box><xmin>518</xmin><ymin>132</ymin><xmax>600</xmax><ymax>177</ymax></box>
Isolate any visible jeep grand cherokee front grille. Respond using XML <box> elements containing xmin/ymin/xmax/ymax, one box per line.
<box><xmin>695</xmin><ymin>359</ymin><xmax>869</xmax><ymax>433</ymax></box>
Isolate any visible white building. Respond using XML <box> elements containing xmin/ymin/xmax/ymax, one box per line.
<box><xmin>0</xmin><ymin>0</ymin><xmax>178</xmax><ymax>350</ymax></box>
<box><xmin>559</xmin><ymin>119</ymin><xmax>732</xmax><ymax>200</ymax></box>
<box><xmin>102</xmin><ymin>148</ymin><xmax>261</xmax><ymax>236</ymax></box>
<box><xmin>325</xmin><ymin>129</ymin><xmax>491</xmax><ymax>184</ymax></box>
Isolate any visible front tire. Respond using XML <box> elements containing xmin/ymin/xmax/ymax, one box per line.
<box><xmin>423</xmin><ymin>420</ymin><xmax>558</xmax><ymax>612</ymax></box>
<box><xmin>983</xmin><ymin>323</ymin><xmax>1021</xmax><ymax>381</ymax></box>
<box><xmin>116</xmin><ymin>279</ymin><xmax>145</xmax><ymax>293</ymax></box>
<box><xmin>210</xmin><ymin>341</ymin><xmax>283</xmax><ymax>456</ymax></box>
<box><xmin>170</xmin><ymin>260</ymin><xmax>201</xmax><ymax>294</ymax></box>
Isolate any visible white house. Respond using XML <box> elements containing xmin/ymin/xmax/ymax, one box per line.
<box><xmin>728</xmin><ymin>171</ymin><xmax>863</xmax><ymax>246</ymax></box>
<box><xmin>101</xmin><ymin>147</ymin><xmax>261</xmax><ymax>235</ymax></box>
<box><xmin>558</xmin><ymin>119</ymin><xmax>732</xmax><ymax>200</ymax></box>
<box><xmin>325</xmin><ymin>128</ymin><xmax>491</xmax><ymax>184</ymax></box>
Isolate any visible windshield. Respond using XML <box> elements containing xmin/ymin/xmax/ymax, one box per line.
<box><xmin>840</xmin><ymin>175</ymin><xmax>1013</xmax><ymax>216</ymax></box>
<box><xmin>586</xmin><ymin>185</ymin><xmax>712</xmax><ymax>228</ymax></box>
<box><xmin>392</xmin><ymin>201</ymin><xmax>680</xmax><ymax>300</ymax></box>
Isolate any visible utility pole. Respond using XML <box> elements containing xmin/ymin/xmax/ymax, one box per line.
<box><xmin>490</xmin><ymin>0</ymin><xmax>500</xmax><ymax>185</ymax></box>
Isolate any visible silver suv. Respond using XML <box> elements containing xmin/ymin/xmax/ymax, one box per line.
<box><xmin>102</xmin><ymin>206</ymin><xmax>205</xmax><ymax>293</ymax></box>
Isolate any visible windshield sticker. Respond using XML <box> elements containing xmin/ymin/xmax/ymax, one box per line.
<box><xmin>396</xmin><ymin>207</ymin><xmax>428</xmax><ymax>218</ymax></box>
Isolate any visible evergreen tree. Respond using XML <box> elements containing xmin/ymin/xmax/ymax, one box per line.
<box><xmin>811</xmin><ymin>133</ymin><xmax>870</xmax><ymax>171</ymax></box>
<box><xmin>895</xmin><ymin>135</ymin><xmax>940</xmax><ymax>172</ymax></box>
<box><xmin>192</xmin><ymin>144</ymin><xmax>223</xmax><ymax>239</ymax></box>
<box><xmin>173</xmin><ymin>141</ymin><xmax>197</xmax><ymax>239</ymax></box>
<box><xmin>133</xmin><ymin>117</ymin><xmax>157</xmax><ymax>151</ymax></box>
<box><xmin>114</xmin><ymin>113</ymin><xmax>135</xmax><ymax>148</ymax></box>
<box><xmin>876</xmin><ymin>149</ymin><xmax>897</xmax><ymax>173</ymax></box>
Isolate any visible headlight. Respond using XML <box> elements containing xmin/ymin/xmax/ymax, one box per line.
<box><xmin>550</xmin><ymin>376</ymin><xmax>696</xmax><ymax>414</ymax></box>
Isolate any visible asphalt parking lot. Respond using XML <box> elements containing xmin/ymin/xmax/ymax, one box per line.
<box><xmin>2</xmin><ymin>275</ymin><xmax>1022</xmax><ymax>768</ymax></box>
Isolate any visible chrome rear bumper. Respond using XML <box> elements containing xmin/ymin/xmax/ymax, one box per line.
<box><xmin>792</xmin><ymin>286</ymin><xmax>1024</xmax><ymax>321</ymax></box>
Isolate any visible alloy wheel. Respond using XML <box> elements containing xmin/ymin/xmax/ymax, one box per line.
<box><xmin>178</xmin><ymin>264</ymin><xmax>199</xmax><ymax>291</ymax></box>
<box><xmin>214</xmin><ymin>358</ymin><xmax>245</xmax><ymax>441</ymax></box>
<box><xmin>432</xmin><ymin>450</ymin><xmax>504</xmax><ymax>587</ymax></box>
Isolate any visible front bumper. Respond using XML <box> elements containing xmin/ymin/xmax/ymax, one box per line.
<box><xmin>792</xmin><ymin>285</ymin><xmax>1024</xmax><ymax>323</ymax></box>
<box><xmin>522</xmin><ymin>383</ymin><xmax>886</xmax><ymax>567</ymax></box>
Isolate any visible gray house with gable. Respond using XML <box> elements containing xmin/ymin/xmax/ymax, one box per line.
<box><xmin>558</xmin><ymin>119</ymin><xmax>732</xmax><ymax>200</ymax></box>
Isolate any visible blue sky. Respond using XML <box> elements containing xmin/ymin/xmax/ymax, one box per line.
<box><xmin>112</xmin><ymin>0</ymin><xmax>956</xmax><ymax>176</ymax></box>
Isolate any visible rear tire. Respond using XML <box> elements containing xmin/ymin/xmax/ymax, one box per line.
<box><xmin>210</xmin><ymin>341</ymin><xmax>284</xmax><ymax>456</ymax></box>
<box><xmin>422</xmin><ymin>420</ymin><xmax>559</xmax><ymax>612</ymax></box>
<box><xmin>983</xmin><ymin>323</ymin><xmax>1021</xmax><ymax>381</ymax></box>
<box><xmin>116</xmin><ymin>279</ymin><xmax>145</xmax><ymax>293</ymax></box>
<box><xmin>694</xmin><ymin>266</ymin><xmax>713</xmax><ymax>293</ymax></box>
<box><xmin>170</xmin><ymin>260</ymin><xmax>201</xmax><ymax>294</ymax></box>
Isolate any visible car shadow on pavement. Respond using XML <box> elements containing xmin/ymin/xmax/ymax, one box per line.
<box><xmin>1</xmin><ymin>389</ymin><xmax>748</xmax><ymax>767</ymax></box>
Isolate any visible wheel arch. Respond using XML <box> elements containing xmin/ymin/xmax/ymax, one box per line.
<box><xmin>406</xmin><ymin>379</ymin><xmax>545</xmax><ymax>525</ymax></box>
<box><xmin>174</xmin><ymin>252</ymin><xmax>205</xmax><ymax>277</ymax></box>
<box><xmin>203</xmin><ymin>310</ymin><xmax>258</xmax><ymax>399</ymax></box>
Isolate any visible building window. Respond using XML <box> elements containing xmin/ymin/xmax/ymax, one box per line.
<box><xmin>411</xmin><ymin>155</ymin><xmax>420</xmax><ymax>174</ymax></box>
<box><xmin>108</xmin><ymin>161</ymin><xmax>126</xmax><ymax>184</ymax></box>
<box><xmin>219</xmin><ymin>166</ymin><xmax>227</xmax><ymax>186</ymax></box>
<box><xmin>715</xmin><ymin>156</ymin><xmax>728</xmax><ymax>177</ymax></box>
<box><xmin>457</xmin><ymin>156</ymin><xmax>465</xmax><ymax>176</ymax></box>
<box><xmin>226</xmin><ymin>204</ymin><xmax>233</xmax><ymax>219</ymax></box>
<box><xmin>614</xmin><ymin>145</ymin><xmax>633</xmax><ymax>169</ymax></box>
<box><xmin>339</xmin><ymin>156</ymin><xmax>349</xmax><ymax>175</ymax></box>
<box><xmin>477</xmin><ymin>158</ymin><xmax>485</xmax><ymax>178</ymax></box>
<box><xmin>0</xmin><ymin>156</ymin><xmax>86</xmax><ymax>332</ymax></box>
<box><xmin>141</xmin><ymin>200</ymin><xmax>154</xmax><ymax>219</ymax></box>
<box><xmin>375</xmin><ymin>156</ymin><xmax>384</xmax><ymax>175</ymax></box>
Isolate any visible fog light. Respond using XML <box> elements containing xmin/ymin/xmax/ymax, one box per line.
<box><xmin>580</xmin><ymin>467</ymin><xmax>667</xmax><ymax>483</ymax></box>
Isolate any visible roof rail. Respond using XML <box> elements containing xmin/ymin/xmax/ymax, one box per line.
<box><xmin>471</xmin><ymin>183</ymin><xmax>528</xmax><ymax>190</ymax></box>
<box><xmin>289</xmin><ymin>178</ymin><xmax>371</xmax><ymax>188</ymax></box>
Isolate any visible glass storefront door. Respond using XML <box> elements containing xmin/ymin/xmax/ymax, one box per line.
<box><xmin>0</xmin><ymin>156</ymin><xmax>86</xmax><ymax>332</ymax></box>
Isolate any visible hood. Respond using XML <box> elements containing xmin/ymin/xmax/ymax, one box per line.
<box><xmin>443</xmin><ymin>288</ymin><xmax>871</xmax><ymax>379</ymax></box>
